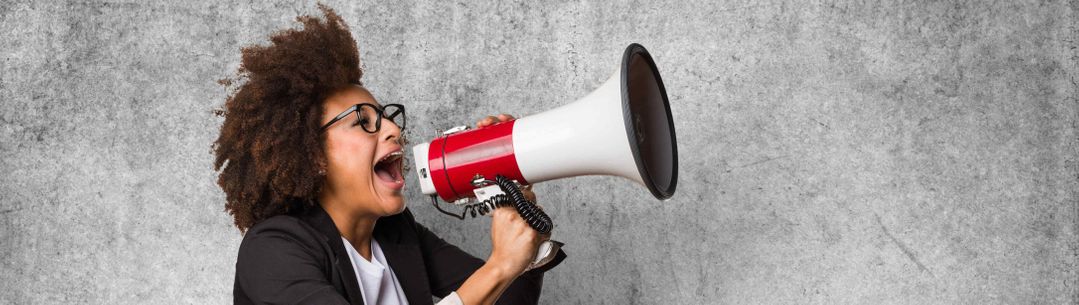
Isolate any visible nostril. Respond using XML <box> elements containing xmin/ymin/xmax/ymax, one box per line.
<box><xmin>386</xmin><ymin>133</ymin><xmax>407</xmax><ymax>146</ymax></box>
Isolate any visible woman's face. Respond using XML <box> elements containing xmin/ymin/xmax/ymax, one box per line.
<box><xmin>320</xmin><ymin>85</ymin><xmax>406</xmax><ymax>217</ymax></box>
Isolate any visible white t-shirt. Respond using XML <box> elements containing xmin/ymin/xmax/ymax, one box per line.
<box><xmin>341</xmin><ymin>238</ymin><xmax>464</xmax><ymax>305</ymax></box>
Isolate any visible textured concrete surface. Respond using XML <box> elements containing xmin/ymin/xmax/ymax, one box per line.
<box><xmin>2</xmin><ymin>1</ymin><xmax>1078</xmax><ymax>304</ymax></box>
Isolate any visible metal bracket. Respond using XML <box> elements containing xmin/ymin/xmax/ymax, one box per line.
<box><xmin>471</xmin><ymin>174</ymin><xmax>490</xmax><ymax>188</ymax></box>
<box><xmin>442</xmin><ymin>125</ymin><xmax>470</xmax><ymax>135</ymax></box>
<box><xmin>473</xmin><ymin>184</ymin><xmax>505</xmax><ymax>205</ymax></box>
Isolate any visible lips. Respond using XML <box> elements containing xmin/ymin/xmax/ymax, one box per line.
<box><xmin>374</xmin><ymin>149</ymin><xmax>404</xmax><ymax>188</ymax></box>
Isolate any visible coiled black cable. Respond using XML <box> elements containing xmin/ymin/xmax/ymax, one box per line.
<box><xmin>431</xmin><ymin>175</ymin><xmax>553</xmax><ymax>234</ymax></box>
<box><xmin>492</xmin><ymin>175</ymin><xmax>552</xmax><ymax>234</ymax></box>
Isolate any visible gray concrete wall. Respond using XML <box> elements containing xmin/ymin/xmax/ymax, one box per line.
<box><xmin>2</xmin><ymin>0</ymin><xmax>1077</xmax><ymax>304</ymax></box>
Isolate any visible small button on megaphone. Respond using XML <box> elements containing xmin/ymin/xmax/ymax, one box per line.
<box><xmin>412</xmin><ymin>43</ymin><xmax>678</xmax><ymax>203</ymax></box>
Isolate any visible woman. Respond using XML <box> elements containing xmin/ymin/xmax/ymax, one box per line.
<box><xmin>213</xmin><ymin>5</ymin><xmax>563</xmax><ymax>305</ymax></box>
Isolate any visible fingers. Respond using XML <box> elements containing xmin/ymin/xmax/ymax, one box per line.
<box><xmin>491</xmin><ymin>207</ymin><xmax>534</xmax><ymax>238</ymax></box>
<box><xmin>520</xmin><ymin>187</ymin><xmax>537</xmax><ymax>203</ymax></box>
<box><xmin>491</xmin><ymin>206</ymin><xmax>522</xmax><ymax>224</ymax></box>
<box><xmin>476</xmin><ymin>114</ymin><xmax>516</xmax><ymax>128</ymax></box>
<box><xmin>490</xmin><ymin>205</ymin><xmax>514</xmax><ymax>218</ymax></box>
<box><xmin>492</xmin><ymin>206</ymin><xmax>538</xmax><ymax>227</ymax></box>
<box><xmin>476</xmin><ymin>116</ymin><xmax>497</xmax><ymax>127</ymax></box>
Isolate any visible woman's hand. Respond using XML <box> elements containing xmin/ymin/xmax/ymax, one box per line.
<box><xmin>456</xmin><ymin>198</ymin><xmax>546</xmax><ymax>305</ymax></box>
<box><xmin>487</xmin><ymin>202</ymin><xmax>545</xmax><ymax>278</ymax></box>
<box><xmin>476</xmin><ymin>113</ymin><xmax>515</xmax><ymax>128</ymax></box>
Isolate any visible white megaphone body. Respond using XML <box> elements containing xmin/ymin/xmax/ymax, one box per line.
<box><xmin>411</xmin><ymin>43</ymin><xmax>677</xmax><ymax>270</ymax></box>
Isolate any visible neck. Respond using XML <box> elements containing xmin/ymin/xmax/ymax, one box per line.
<box><xmin>319</xmin><ymin>190</ymin><xmax>379</xmax><ymax>261</ymax></box>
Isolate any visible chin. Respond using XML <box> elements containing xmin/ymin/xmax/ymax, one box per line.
<box><xmin>380</xmin><ymin>196</ymin><xmax>407</xmax><ymax>216</ymax></box>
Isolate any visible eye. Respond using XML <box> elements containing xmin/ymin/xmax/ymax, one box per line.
<box><xmin>353</xmin><ymin>117</ymin><xmax>370</xmax><ymax>127</ymax></box>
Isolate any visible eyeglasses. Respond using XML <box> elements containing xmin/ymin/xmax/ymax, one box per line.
<box><xmin>319</xmin><ymin>103</ymin><xmax>406</xmax><ymax>134</ymax></box>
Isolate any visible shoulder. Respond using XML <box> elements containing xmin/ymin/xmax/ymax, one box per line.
<box><xmin>244</xmin><ymin>214</ymin><xmax>322</xmax><ymax>241</ymax></box>
<box><xmin>238</xmin><ymin>214</ymin><xmax>331</xmax><ymax>261</ymax></box>
<box><xmin>232</xmin><ymin>212</ymin><xmax>348</xmax><ymax>304</ymax></box>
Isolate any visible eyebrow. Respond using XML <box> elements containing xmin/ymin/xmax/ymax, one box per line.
<box><xmin>353</xmin><ymin>100</ymin><xmax>380</xmax><ymax>108</ymax></box>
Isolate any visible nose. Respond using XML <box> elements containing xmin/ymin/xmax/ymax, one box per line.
<box><xmin>381</xmin><ymin>117</ymin><xmax>403</xmax><ymax>145</ymax></box>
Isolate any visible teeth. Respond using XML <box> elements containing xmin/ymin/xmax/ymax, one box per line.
<box><xmin>378</xmin><ymin>151</ymin><xmax>403</xmax><ymax>163</ymax></box>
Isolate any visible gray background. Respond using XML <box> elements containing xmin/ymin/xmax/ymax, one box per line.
<box><xmin>1</xmin><ymin>0</ymin><xmax>1077</xmax><ymax>304</ymax></box>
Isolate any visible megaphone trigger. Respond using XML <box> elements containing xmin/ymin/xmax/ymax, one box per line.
<box><xmin>472</xmin><ymin>184</ymin><xmax>504</xmax><ymax>210</ymax></box>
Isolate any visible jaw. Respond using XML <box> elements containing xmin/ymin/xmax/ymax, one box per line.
<box><xmin>366</xmin><ymin>173</ymin><xmax>406</xmax><ymax>214</ymax></box>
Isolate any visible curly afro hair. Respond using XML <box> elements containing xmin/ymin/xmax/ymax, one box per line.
<box><xmin>213</xmin><ymin>4</ymin><xmax>361</xmax><ymax>232</ymax></box>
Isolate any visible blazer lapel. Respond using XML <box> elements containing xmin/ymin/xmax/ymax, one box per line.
<box><xmin>300</xmin><ymin>205</ymin><xmax>366</xmax><ymax>305</ymax></box>
<box><xmin>375</xmin><ymin>214</ymin><xmax>433</xmax><ymax>305</ymax></box>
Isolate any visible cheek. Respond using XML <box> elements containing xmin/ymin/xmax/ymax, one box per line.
<box><xmin>326</xmin><ymin>134</ymin><xmax>376</xmax><ymax>175</ymax></box>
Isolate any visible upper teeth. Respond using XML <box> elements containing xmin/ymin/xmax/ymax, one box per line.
<box><xmin>380</xmin><ymin>151</ymin><xmax>402</xmax><ymax>163</ymax></box>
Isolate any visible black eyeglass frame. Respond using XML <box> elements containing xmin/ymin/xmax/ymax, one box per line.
<box><xmin>319</xmin><ymin>103</ymin><xmax>406</xmax><ymax>134</ymax></box>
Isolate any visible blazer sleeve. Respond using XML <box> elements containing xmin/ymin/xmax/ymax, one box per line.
<box><xmin>404</xmin><ymin>209</ymin><xmax>564</xmax><ymax>305</ymax></box>
<box><xmin>234</xmin><ymin>218</ymin><xmax>350</xmax><ymax>305</ymax></box>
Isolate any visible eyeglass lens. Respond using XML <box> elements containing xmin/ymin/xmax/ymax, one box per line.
<box><xmin>354</xmin><ymin>104</ymin><xmax>405</xmax><ymax>133</ymax></box>
<box><xmin>384</xmin><ymin>105</ymin><xmax>405</xmax><ymax>130</ymax></box>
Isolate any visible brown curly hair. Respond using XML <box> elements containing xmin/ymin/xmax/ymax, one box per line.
<box><xmin>213</xmin><ymin>4</ymin><xmax>361</xmax><ymax>232</ymax></box>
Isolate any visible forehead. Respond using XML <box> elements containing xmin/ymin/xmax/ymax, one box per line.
<box><xmin>324</xmin><ymin>85</ymin><xmax>379</xmax><ymax>113</ymax></box>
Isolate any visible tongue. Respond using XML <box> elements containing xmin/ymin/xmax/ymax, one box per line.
<box><xmin>375</xmin><ymin>167</ymin><xmax>396</xmax><ymax>182</ymax></box>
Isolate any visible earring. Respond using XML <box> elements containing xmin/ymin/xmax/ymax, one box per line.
<box><xmin>318</xmin><ymin>168</ymin><xmax>326</xmax><ymax>175</ymax></box>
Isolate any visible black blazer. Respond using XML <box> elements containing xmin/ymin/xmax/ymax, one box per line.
<box><xmin>233</xmin><ymin>205</ymin><xmax>566</xmax><ymax>305</ymax></box>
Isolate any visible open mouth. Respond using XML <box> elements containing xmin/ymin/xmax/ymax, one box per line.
<box><xmin>374</xmin><ymin>150</ymin><xmax>404</xmax><ymax>185</ymax></box>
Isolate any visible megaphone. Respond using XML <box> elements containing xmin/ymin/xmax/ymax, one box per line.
<box><xmin>411</xmin><ymin>43</ymin><xmax>677</xmax><ymax>269</ymax></box>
